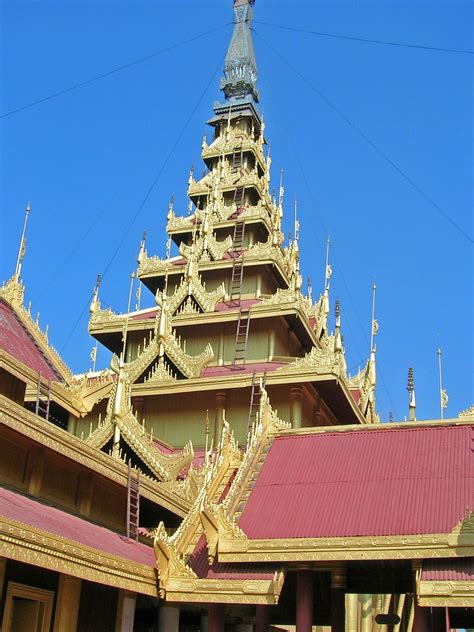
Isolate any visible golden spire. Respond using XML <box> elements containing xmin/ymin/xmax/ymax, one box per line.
<box><xmin>370</xmin><ymin>282</ymin><xmax>378</xmax><ymax>352</ymax></box>
<box><xmin>137</xmin><ymin>231</ymin><xmax>147</xmax><ymax>266</ymax></box>
<box><xmin>90</xmin><ymin>342</ymin><xmax>98</xmax><ymax>372</ymax></box>
<box><xmin>167</xmin><ymin>196</ymin><xmax>174</xmax><ymax>222</ymax></box>
<box><xmin>334</xmin><ymin>299</ymin><xmax>343</xmax><ymax>353</ymax></box>
<box><xmin>407</xmin><ymin>367</ymin><xmax>416</xmax><ymax>421</ymax></box>
<box><xmin>121</xmin><ymin>271</ymin><xmax>135</xmax><ymax>360</ymax></box>
<box><xmin>204</xmin><ymin>409</ymin><xmax>210</xmax><ymax>465</ymax></box>
<box><xmin>89</xmin><ymin>274</ymin><xmax>101</xmax><ymax>315</ymax></box>
<box><xmin>324</xmin><ymin>237</ymin><xmax>332</xmax><ymax>291</ymax></box>
<box><xmin>437</xmin><ymin>348</ymin><xmax>448</xmax><ymax>419</ymax></box>
<box><xmin>14</xmin><ymin>202</ymin><xmax>31</xmax><ymax>281</ymax></box>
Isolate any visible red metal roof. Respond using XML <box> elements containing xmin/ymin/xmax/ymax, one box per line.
<box><xmin>189</xmin><ymin>534</ymin><xmax>277</xmax><ymax>580</ymax></box>
<box><xmin>214</xmin><ymin>298</ymin><xmax>261</xmax><ymax>312</ymax></box>
<box><xmin>239</xmin><ymin>424</ymin><xmax>474</xmax><ymax>539</ymax></box>
<box><xmin>422</xmin><ymin>558</ymin><xmax>474</xmax><ymax>581</ymax></box>
<box><xmin>0</xmin><ymin>486</ymin><xmax>155</xmax><ymax>566</ymax></box>
<box><xmin>0</xmin><ymin>300</ymin><xmax>60</xmax><ymax>382</ymax></box>
<box><xmin>201</xmin><ymin>361</ymin><xmax>284</xmax><ymax>378</ymax></box>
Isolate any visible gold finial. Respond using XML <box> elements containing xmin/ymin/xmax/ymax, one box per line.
<box><xmin>14</xmin><ymin>202</ymin><xmax>31</xmax><ymax>280</ymax></box>
<box><xmin>278</xmin><ymin>169</ymin><xmax>284</xmax><ymax>208</ymax></box>
<box><xmin>204</xmin><ymin>409</ymin><xmax>210</xmax><ymax>465</ymax></box>
<box><xmin>137</xmin><ymin>231</ymin><xmax>147</xmax><ymax>266</ymax></box>
<box><xmin>370</xmin><ymin>282</ymin><xmax>378</xmax><ymax>352</ymax></box>
<box><xmin>90</xmin><ymin>274</ymin><xmax>101</xmax><ymax>314</ymax></box>
<box><xmin>294</xmin><ymin>198</ymin><xmax>300</xmax><ymax>243</ymax></box>
<box><xmin>167</xmin><ymin>196</ymin><xmax>174</xmax><ymax>221</ymax></box>
<box><xmin>407</xmin><ymin>367</ymin><xmax>416</xmax><ymax>421</ymax></box>
<box><xmin>90</xmin><ymin>343</ymin><xmax>98</xmax><ymax>372</ymax></box>
<box><xmin>121</xmin><ymin>271</ymin><xmax>135</xmax><ymax>360</ymax></box>
<box><xmin>334</xmin><ymin>299</ymin><xmax>342</xmax><ymax>353</ymax></box>
<box><xmin>324</xmin><ymin>237</ymin><xmax>332</xmax><ymax>291</ymax></box>
<box><xmin>437</xmin><ymin>348</ymin><xmax>448</xmax><ymax>419</ymax></box>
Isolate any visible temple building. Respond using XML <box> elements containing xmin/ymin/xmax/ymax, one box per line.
<box><xmin>0</xmin><ymin>1</ymin><xmax>472</xmax><ymax>630</ymax></box>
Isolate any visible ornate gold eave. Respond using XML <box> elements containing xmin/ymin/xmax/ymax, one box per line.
<box><xmin>89</xmin><ymin>298</ymin><xmax>319</xmax><ymax>350</ymax></box>
<box><xmin>138</xmin><ymin>253</ymin><xmax>290</xmax><ymax>291</ymax></box>
<box><xmin>217</xmin><ymin>527</ymin><xmax>474</xmax><ymax>564</ymax></box>
<box><xmin>0</xmin><ymin>350</ymin><xmax>84</xmax><ymax>417</ymax></box>
<box><xmin>0</xmin><ymin>395</ymin><xmax>189</xmax><ymax>517</ymax></box>
<box><xmin>167</xmin><ymin>206</ymin><xmax>273</xmax><ymax>241</ymax></box>
<box><xmin>0</xmin><ymin>515</ymin><xmax>158</xmax><ymax>597</ymax></box>
<box><xmin>417</xmin><ymin>577</ymin><xmax>474</xmax><ymax>607</ymax></box>
<box><xmin>162</xmin><ymin>572</ymin><xmax>285</xmax><ymax>605</ymax></box>
<box><xmin>130</xmin><ymin>369</ymin><xmax>365</xmax><ymax>424</ymax></box>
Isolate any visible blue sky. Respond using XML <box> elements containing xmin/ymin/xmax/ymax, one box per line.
<box><xmin>1</xmin><ymin>0</ymin><xmax>472</xmax><ymax>422</ymax></box>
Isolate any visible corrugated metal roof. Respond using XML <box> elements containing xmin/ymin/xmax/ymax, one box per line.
<box><xmin>422</xmin><ymin>558</ymin><xmax>474</xmax><ymax>581</ymax></box>
<box><xmin>239</xmin><ymin>424</ymin><xmax>473</xmax><ymax>539</ymax></box>
<box><xmin>0</xmin><ymin>300</ymin><xmax>60</xmax><ymax>382</ymax></box>
<box><xmin>0</xmin><ymin>486</ymin><xmax>155</xmax><ymax>565</ymax></box>
<box><xmin>188</xmin><ymin>534</ymin><xmax>277</xmax><ymax>580</ymax></box>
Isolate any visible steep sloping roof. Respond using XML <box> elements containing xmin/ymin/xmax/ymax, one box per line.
<box><xmin>422</xmin><ymin>558</ymin><xmax>474</xmax><ymax>581</ymax></box>
<box><xmin>0</xmin><ymin>299</ymin><xmax>60</xmax><ymax>382</ymax></box>
<box><xmin>0</xmin><ymin>486</ymin><xmax>154</xmax><ymax>566</ymax></box>
<box><xmin>238</xmin><ymin>423</ymin><xmax>473</xmax><ymax>539</ymax></box>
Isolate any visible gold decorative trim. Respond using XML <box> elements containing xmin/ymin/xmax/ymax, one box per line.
<box><xmin>218</xmin><ymin>528</ymin><xmax>474</xmax><ymax>563</ymax></box>
<box><xmin>0</xmin><ymin>516</ymin><xmax>158</xmax><ymax>596</ymax></box>
<box><xmin>0</xmin><ymin>395</ymin><xmax>189</xmax><ymax>516</ymax></box>
<box><xmin>418</xmin><ymin>579</ymin><xmax>474</xmax><ymax>607</ymax></box>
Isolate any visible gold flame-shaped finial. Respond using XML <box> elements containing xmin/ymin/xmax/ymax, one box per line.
<box><xmin>14</xmin><ymin>203</ymin><xmax>31</xmax><ymax>280</ymax></box>
<box><xmin>407</xmin><ymin>367</ymin><xmax>416</xmax><ymax>421</ymax></box>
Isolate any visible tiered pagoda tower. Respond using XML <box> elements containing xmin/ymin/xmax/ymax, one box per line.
<box><xmin>86</xmin><ymin>0</ymin><xmax>377</xmax><ymax>456</ymax></box>
<box><xmin>0</xmin><ymin>2</ymin><xmax>472</xmax><ymax>631</ymax></box>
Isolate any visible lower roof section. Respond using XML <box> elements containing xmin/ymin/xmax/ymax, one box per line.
<box><xmin>0</xmin><ymin>486</ymin><xmax>158</xmax><ymax>596</ymax></box>
<box><xmin>238</xmin><ymin>423</ymin><xmax>474</xmax><ymax>540</ymax></box>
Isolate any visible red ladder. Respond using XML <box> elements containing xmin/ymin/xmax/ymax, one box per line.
<box><xmin>126</xmin><ymin>461</ymin><xmax>140</xmax><ymax>541</ymax></box>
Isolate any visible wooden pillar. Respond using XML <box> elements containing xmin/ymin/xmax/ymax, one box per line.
<box><xmin>77</xmin><ymin>472</ymin><xmax>95</xmax><ymax>517</ymax></box>
<box><xmin>331</xmin><ymin>567</ymin><xmax>346</xmax><ymax>632</ymax></box>
<box><xmin>290</xmin><ymin>385</ymin><xmax>303</xmax><ymax>429</ymax></box>
<box><xmin>268</xmin><ymin>329</ymin><xmax>275</xmax><ymax>361</ymax></box>
<box><xmin>208</xmin><ymin>604</ymin><xmax>225</xmax><ymax>632</ymax></box>
<box><xmin>296</xmin><ymin>570</ymin><xmax>313</xmax><ymax>632</ymax></box>
<box><xmin>255</xmin><ymin>605</ymin><xmax>270</xmax><ymax>632</ymax></box>
<box><xmin>0</xmin><ymin>557</ymin><xmax>7</xmax><ymax>600</ymax></box>
<box><xmin>53</xmin><ymin>575</ymin><xmax>81</xmax><ymax>632</ymax></box>
<box><xmin>214</xmin><ymin>391</ymin><xmax>227</xmax><ymax>444</ymax></box>
<box><xmin>158</xmin><ymin>604</ymin><xmax>179</xmax><ymax>631</ymax></box>
<box><xmin>26</xmin><ymin>447</ymin><xmax>45</xmax><ymax>496</ymax></box>
<box><xmin>413</xmin><ymin>601</ymin><xmax>431</xmax><ymax>632</ymax></box>
<box><xmin>67</xmin><ymin>414</ymin><xmax>78</xmax><ymax>435</ymax></box>
<box><xmin>115</xmin><ymin>590</ymin><xmax>136</xmax><ymax>632</ymax></box>
<box><xmin>256</xmin><ymin>272</ymin><xmax>262</xmax><ymax>298</ymax></box>
<box><xmin>200</xmin><ymin>613</ymin><xmax>209</xmax><ymax>632</ymax></box>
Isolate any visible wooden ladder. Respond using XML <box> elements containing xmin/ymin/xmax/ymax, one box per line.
<box><xmin>34</xmin><ymin>373</ymin><xmax>51</xmax><ymax>421</ymax></box>
<box><xmin>232</xmin><ymin>308</ymin><xmax>251</xmax><ymax>369</ymax></box>
<box><xmin>126</xmin><ymin>461</ymin><xmax>140</xmax><ymax>541</ymax></box>
<box><xmin>228</xmin><ymin>219</ymin><xmax>245</xmax><ymax>306</ymax></box>
<box><xmin>247</xmin><ymin>372</ymin><xmax>267</xmax><ymax>435</ymax></box>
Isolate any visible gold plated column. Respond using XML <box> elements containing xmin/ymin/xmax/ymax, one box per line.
<box><xmin>53</xmin><ymin>575</ymin><xmax>81</xmax><ymax>632</ymax></box>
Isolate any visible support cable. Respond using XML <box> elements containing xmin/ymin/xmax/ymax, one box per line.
<box><xmin>59</xmin><ymin>56</ymin><xmax>224</xmax><ymax>353</ymax></box>
<box><xmin>253</xmin><ymin>29</ymin><xmax>473</xmax><ymax>245</ymax></box>
<box><xmin>1</xmin><ymin>23</ymin><xmax>230</xmax><ymax>119</ymax></box>
<box><xmin>254</xmin><ymin>20</ymin><xmax>474</xmax><ymax>56</ymax></box>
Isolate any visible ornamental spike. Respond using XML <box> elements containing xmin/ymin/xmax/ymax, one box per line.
<box><xmin>14</xmin><ymin>202</ymin><xmax>31</xmax><ymax>280</ymax></box>
<box><xmin>407</xmin><ymin>367</ymin><xmax>416</xmax><ymax>421</ymax></box>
